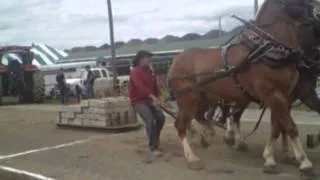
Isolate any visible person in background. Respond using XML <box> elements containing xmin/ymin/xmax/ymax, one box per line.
<box><xmin>85</xmin><ymin>65</ymin><xmax>95</xmax><ymax>98</ymax></box>
<box><xmin>75</xmin><ymin>85</ymin><xmax>82</xmax><ymax>103</ymax></box>
<box><xmin>129</xmin><ymin>50</ymin><xmax>166</xmax><ymax>157</ymax></box>
<box><xmin>56</xmin><ymin>68</ymin><xmax>68</xmax><ymax>105</ymax></box>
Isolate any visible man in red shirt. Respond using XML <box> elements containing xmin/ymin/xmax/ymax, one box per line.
<box><xmin>129</xmin><ymin>50</ymin><xmax>166</xmax><ymax>157</ymax></box>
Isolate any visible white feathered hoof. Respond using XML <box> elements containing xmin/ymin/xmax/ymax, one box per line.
<box><xmin>223</xmin><ymin>136</ymin><xmax>235</xmax><ymax>147</ymax></box>
<box><xmin>300</xmin><ymin>167</ymin><xmax>316</xmax><ymax>180</ymax></box>
<box><xmin>263</xmin><ymin>164</ymin><xmax>282</xmax><ymax>174</ymax></box>
<box><xmin>188</xmin><ymin>160</ymin><xmax>205</xmax><ymax>171</ymax></box>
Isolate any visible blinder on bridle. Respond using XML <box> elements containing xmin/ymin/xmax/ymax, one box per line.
<box><xmin>311</xmin><ymin>2</ymin><xmax>320</xmax><ymax>20</ymax></box>
<box><xmin>306</xmin><ymin>0</ymin><xmax>320</xmax><ymax>36</ymax></box>
<box><xmin>280</xmin><ymin>0</ymin><xmax>320</xmax><ymax>33</ymax></box>
<box><xmin>310</xmin><ymin>2</ymin><xmax>320</xmax><ymax>36</ymax></box>
<box><xmin>277</xmin><ymin>0</ymin><xmax>320</xmax><ymax>74</ymax></box>
<box><xmin>280</xmin><ymin>0</ymin><xmax>320</xmax><ymax>19</ymax></box>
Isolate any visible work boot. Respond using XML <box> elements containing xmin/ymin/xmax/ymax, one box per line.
<box><xmin>150</xmin><ymin>149</ymin><xmax>162</xmax><ymax>157</ymax></box>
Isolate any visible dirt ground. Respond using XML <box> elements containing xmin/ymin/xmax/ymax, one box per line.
<box><xmin>0</xmin><ymin>104</ymin><xmax>319</xmax><ymax>180</ymax></box>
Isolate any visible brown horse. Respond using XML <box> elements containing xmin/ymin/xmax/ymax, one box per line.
<box><xmin>202</xmin><ymin>69</ymin><xmax>319</xmax><ymax>156</ymax></box>
<box><xmin>167</xmin><ymin>0</ymin><xmax>320</xmax><ymax>178</ymax></box>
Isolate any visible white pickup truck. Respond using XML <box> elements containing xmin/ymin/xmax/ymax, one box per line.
<box><xmin>66</xmin><ymin>67</ymin><xmax>129</xmax><ymax>98</ymax></box>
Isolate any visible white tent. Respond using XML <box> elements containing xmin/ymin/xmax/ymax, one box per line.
<box><xmin>2</xmin><ymin>44</ymin><xmax>68</xmax><ymax>67</ymax></box>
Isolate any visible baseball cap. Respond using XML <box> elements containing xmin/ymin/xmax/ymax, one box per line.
<box><xmin>132</xmin><ymin>50</ymin><xmax>153</xmax><ymax>66</ymax></box>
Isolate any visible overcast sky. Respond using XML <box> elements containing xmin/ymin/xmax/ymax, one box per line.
<box><xmin>0</xmin><ymin>0</ymin><xmax>264</xmax><ymax>49</ymax></box>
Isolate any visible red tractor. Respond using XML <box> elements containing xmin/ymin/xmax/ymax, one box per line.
<box><xmin>0</xmin><ymin>46</ymin><xmax>45</xmax><ymax>104</ymax></box>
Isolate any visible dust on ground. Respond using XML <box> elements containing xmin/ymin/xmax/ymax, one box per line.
<box><xmin>0</xmin><ymin>105</ymin><xmax>319</xmax><ymax>180</ymax></box>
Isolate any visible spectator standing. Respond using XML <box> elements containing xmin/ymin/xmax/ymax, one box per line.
<box><xmin>56</xmin><ymin>68</ymin><xmax>68</xmax><ymax>105</ymax></box>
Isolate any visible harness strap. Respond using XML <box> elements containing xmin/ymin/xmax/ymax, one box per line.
<box><xmin>244</xmin><ymin>107</ymin><xmax>266</xmax><ymax>140</ymax></box>
<box><xmin>230</xmin><ymin>72</ymin><xmax>256</xmax><ymax>101</ymax></box>
<box><xmin>221</xmin><ymin>35</ymin><xmax>258</xmax><ymax>102</ymax></box>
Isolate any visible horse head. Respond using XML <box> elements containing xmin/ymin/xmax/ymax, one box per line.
<box><xmin>253</xmin><ymin>0</ymin><xmax>320</xmax><ymax>75</ymax></box>
<box><xmin>256</xmin><ymin>0</ymin><xmax>320</xmax><ymax>45</ymax></box>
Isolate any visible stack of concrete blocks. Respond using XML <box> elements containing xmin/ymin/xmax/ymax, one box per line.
<box><xmin>57</xmin><ymin>96</ymin><xmax>139</xmax><ymax>129</ymax></box>
<box><xmin>93</xmin><ymin>79</ymin><xmax>113</xmax><ymax>98</ymax></box>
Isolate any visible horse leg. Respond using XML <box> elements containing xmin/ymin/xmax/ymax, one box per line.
<box><xmin>175</xmin><ymin>99</ymin><xmax>204</xmax><ymax>170</ymax></box>
<box><xmin>233</xmin><ymin>104</ymin><xmax>249</xmax><ymax>152</ymax></box>
<box><xmin>287</xmin><ymin>128</ymin><xmax>315</xmax><ymax>178</ymax></box>
<box><xmin>281</xmin><ymin>108</ymin><xmax>299</xmax><ymax>167</ymax></box>
<box><xmin>187</xmin><ymin>98</ymin><xmax>213</xmax><ymax>141</ymax></box>
<box><xmin>194</xmin><ymin>104</ymin><xmax>216</xmax><ymax>148</ymax></box>
<box><xmin>205</xmin><ymin>102</ymin><xmax>218</xmax><ymax>126</ymax></box>
<box><xmin>281</xmin><ymin>131</ymin><xmax>300</xmax><ymax>167</ymax></box>
<box><xmin>281</xmin><ymin>131</ymin><xmax>291</xmax><ymax>160</ymax></box>
<box><xmin>263</xmin><ymin>91</ymin><xmax>314</xmax><ymax>177</ymax></box>
<box><xmin>263</xmin><ymin>113</ymin><xmax>282</xmax><ymax>174</ymax></box>
<box><xmin>281</xmin><ymin>113</ymin><xmax>314</xmax><ymax>177</ymax></box>
<box><xmin>223</xmin><ymin>105</ymin><xmax>236</xmax><ymax>147</ymax></box>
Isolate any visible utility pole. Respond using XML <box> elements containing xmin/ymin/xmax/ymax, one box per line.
<box><xmin>106</xmin><ymin>0</ymin><xmax>118</xmax><ymax>91</ymax></box>
<box><xmin>254</xmin><ymin>0</ymin><xmax>259</xmax><ymax>16</ymax></box>
<box><xmin>218</xmin><ymin>16</ymin><xmax>222</xmax><ymax>37</ymax></box>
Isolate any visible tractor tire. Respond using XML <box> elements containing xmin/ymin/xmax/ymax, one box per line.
<box><xmin>32</xmin><ymin>71</ymin><xmax>45</xmax><ymax>103</ymax></box>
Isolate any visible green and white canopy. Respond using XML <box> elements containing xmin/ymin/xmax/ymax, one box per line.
<box><xmin>2</xmin><ymin>44</ymin><xmax>68</xmax><ymax>67</ymax></box>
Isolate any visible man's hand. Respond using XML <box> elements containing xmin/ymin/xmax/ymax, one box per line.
<box><xmin>149</xmin><ymin>94</ymin><xmax>167</xmax><ymax>108</ymax></box>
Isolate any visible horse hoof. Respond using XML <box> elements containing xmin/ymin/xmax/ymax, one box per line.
<box><xmin>188</xmin><ymin>160</ymin><xmax>205</xmax><ymax>171</ymax></box>
<box><xmin>235</xmin><ymin>142</ymin><xmax>249</xmax><ymax>152</ymax></box>
<box><xmin>200</xmin><ymin>136</ymin><xmax>210</xmax><ymax>148</ymax></box>
<box><xmin>300</xmin><ymin>168</ymin><xmax>316</xmax><ymax>180</ymax></box>
<box><xmin>223</xmin><ymin>137</ymin><xmax>235</xmax><ymax>147</ymax></box>
<box><xmin>263</xmin><ymin>165</ymin><xmax>282</xmax><ymax>174</ymax></box>
<box><xmin>284</xmin><ymin>156</ymin><xmax>299</xmax><ymax>167</ymax></box>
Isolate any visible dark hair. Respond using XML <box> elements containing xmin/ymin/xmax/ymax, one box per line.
<box><xmin>132</xmin><ymin>50</ymin><xmax>153</xmax><ymax>67</ymax></box>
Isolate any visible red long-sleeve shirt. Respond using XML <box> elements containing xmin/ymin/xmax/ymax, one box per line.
<box><xmin>128</xmin><ymin>66</ymin><xmax>160</xmax><ymax>105</ymax></box>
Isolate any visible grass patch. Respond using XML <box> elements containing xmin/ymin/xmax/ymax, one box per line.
<box><xmin>63</xmin><ymin>35</ymin><xmax>234</xmax><ymax>60</ymax></box>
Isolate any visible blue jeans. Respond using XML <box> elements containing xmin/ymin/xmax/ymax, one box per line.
<box><xmin>58</xmin><ymin>85</ymin><xmax>68</xmax><ymax>104</ymax></box>
<box><xmin>133</xmin><ymin>103</ymin><xmax>165</xmax><ymax>151</ymax></box>
<box><xmin>86</xmin><ymin>83</ymin><xmax>94</xmax><ymax>98</ymax></box>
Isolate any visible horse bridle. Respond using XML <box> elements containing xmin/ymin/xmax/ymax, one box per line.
<box><xmin>273</xmin><ymin>0</ymin><xmax>320</xmax><ymax>70</ymax></box>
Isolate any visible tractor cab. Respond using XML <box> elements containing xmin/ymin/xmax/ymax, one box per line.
<box><xmin>0</xmin><ymin>46</ymin><xmax>44</xmax><ymax>104</ymax></box>
<box><xmin>0</xmin><ymin>46</ymin><xmax>38</xmax><ymax>72</ymax></box>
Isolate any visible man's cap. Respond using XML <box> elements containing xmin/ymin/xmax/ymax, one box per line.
<box><xmin>135</xmin><ymin>50</ymin><xmax>153</xmax><ymax>60</ymax></box>
<box><xmin>132</xmin><ymin>50</ymin><xmax>153</xmax><ymax>67</ymax></box>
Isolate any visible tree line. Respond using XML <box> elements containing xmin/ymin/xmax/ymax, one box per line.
<box><xmin>65</xmin><ymin>26</ymin><xmax>243</xmax><ymax>53</ymax></box>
